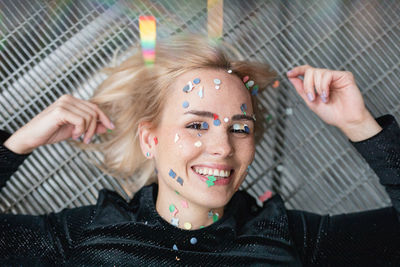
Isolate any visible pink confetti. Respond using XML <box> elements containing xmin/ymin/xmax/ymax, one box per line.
<box><xmin>181</xmin><ymin>200</ymin><xmax>188</xmax><ymax>208</ymax></box>
<box><xmin>243</xmin><ymin>76</ymin><xmax>249</xmax><ymax>83</ymax></box>
<box><xmin>172</xmin><ymin>207</ymin><xmax>179</xmax><ymax>216</ymax></box>
<box><xmin>258</xmin><ymin>190</ymin><xmax>273</xmax><ymax>202</ymax></box>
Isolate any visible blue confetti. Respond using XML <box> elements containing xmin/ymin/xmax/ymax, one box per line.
<box><xmin>177</xmin><ymin>177</ymin><xmax>184</xmax><ymax>186</ymax></box>
<box><xmin>193</xmin><ymin>78</ymin><xmax>200</xmax><ymax>84</ymax></box>
<box><xmin>182</xmin><ymin>101</ymin><xmax>189</xmax><ymax>108</ymax></box>
<box><xmin>251</xmin><ymin>85</ymin><xmax>259</xmax><ymax>96</ymax></box>
<box><xmin>173</xmin><ymin>244</ymin><xmax>178</xmax><ymax>250</ymax></box>
<box><xmin>202</xmin><ymin>122</ymin><xmax>209</xmax><ymax>129</ymax></box>
<box><xmin>190</xmin><ymin>237</ymin><xmax>198</xmax><ymax>245</ymax></box>
<box><xmin>244</xmin><ymin>125</ymin><xmax>250</xmax><ymax>133</ymax></box>
<box><xmin>169</xmin><ymin>169</ymin><xmax>176</xmax><ymax>179</ymax></box>
<box><xmin>183</xmin><ymin>84</ymin><xmax>190</xmax><ymax>92</ymax></box>
<box><xmin>213</xmin><ymin>78</ymin><xmax>221</xmax><ymax>85</ymax></box>
<box><xmin>213</xmin><ymin>119</ymin><xmax>221</xmax><ymax>126</ymax></box>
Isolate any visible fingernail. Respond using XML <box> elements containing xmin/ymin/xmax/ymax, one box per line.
<box><xmin>85</xmin><ymin>137</ymin><xmax>91</xmax><ymax>144</ymax></box>
<box><xmin>322</xmin><ymin>90</ymin><xmax>327</xmax><ymax>98</ymax></box>
<box><xmin>307</xmin><ymin>92</ymin><xmax>314</xmax><ymax>102</ymax></box>
<box><xmin>73</xmin><ymin>135</ymin><xmax>79</xmax><ymax>140</ymax></box>
<box><xmin>286</xmin><ymin>70</ymin><xmax>293</xmax><ymax>76</ymax></box>
<box><xmin>110</xmin><ymin>122</ymin><xmax>115</xmax><ymax>129</ymax></box>
<box><xmin>321</xmin><ymin>96</ymin><xmax>327</xmax><ymax>103</ymax></box>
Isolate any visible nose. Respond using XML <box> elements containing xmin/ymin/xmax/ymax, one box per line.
<box><xmin>207</xmin><ymin>132</ymin><xmax>234</xmax><ymax>158</ymax></box>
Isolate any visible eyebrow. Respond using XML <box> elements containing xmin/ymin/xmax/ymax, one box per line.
<box><xmin>184</xmin><ymin>110</ymin><xmax>255</xmax><ymax>122</ymax></box>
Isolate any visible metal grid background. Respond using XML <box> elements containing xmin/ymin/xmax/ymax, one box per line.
<box><xmin>0</xmin><ymin>0</ymin><xmax>399</xmax><ymax>215</ymax></box>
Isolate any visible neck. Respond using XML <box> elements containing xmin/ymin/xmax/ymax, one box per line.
<box><xmin>155</xmin><ymin>181</ymin><xmax>224</xmax><ymax>230</ymax></box>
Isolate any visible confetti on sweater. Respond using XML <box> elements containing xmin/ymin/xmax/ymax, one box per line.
<box><xmin>258</xmin><ymin>190</ymin><xmax>273</xmax><ymax>202</ymax></box>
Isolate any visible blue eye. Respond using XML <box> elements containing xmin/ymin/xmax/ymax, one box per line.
<box><xmin>186</xmin><ymin>121</ymin><xmax>209</xmax><ymax>130</ymax></box>
<box><xmin>231</xmin><ymin>123</ymin><xmax>250</xmax><ymax>134</ymax></box>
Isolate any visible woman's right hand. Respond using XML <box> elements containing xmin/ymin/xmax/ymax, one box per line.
<box><xmin>3</xmin><ymin>94</ymin><xmax>115</xmax><ymax>155</ymax></box>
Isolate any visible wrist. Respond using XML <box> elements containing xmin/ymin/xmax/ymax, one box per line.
<box><xmin>3</xmin><ymin>134</ymin><xmax>34</xmax><ymax>155</ymax></box>
<box><xmin>339</xmin><ymin>112</ymin><xmax>382</xmax><ymax>142</ymax></box>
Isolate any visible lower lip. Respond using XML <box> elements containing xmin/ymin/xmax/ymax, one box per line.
<box><xmin>192</xmin><ymin>168</ymin><xmax>232</xmax><ymax>185</ymax></box>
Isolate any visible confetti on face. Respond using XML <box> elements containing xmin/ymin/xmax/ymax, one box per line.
<box><xmin>244</xmin><ymin>124</ymin><xmax>250</xmax><ymax>134</ymax></box>
<box><xmin>213</xmin><ymin>78</ymin><xmax>221</xmax><ymax>85</ymax></box>
<box><xmin>213</xmin><ymin>119</ymin><xmax>221</xmax><ymax>126</ymax></box>
<box><xmin>154</xmin><ymin>137</ymin><xmax>158</xmax><ymax>145</ymax></box>
<box><xmin>246</xmin><ymin>80</ymin><xmax>254</xmax><ymax>88</ymax></box>
<box><xmin>251</xmin><ymin>85</ymin><xmax>259</xmax><ymax>96</ymax></box>
<box><xmin>194</xmin><ymin>141</ymin><xmax>202</xmax><ymax>147</ymax></box>
<box><xmin>202</xmin><ymin>122</ymin><xmax>209</xmax><ymax>130</ymax></box>
<box><xmin>223</xmin><ymin>117</ymin><xmax>229</xmax><ymax>123</ymax></box>
<box><xmin>174</xmin><ymin>133</ymin><xmax>180</xmax><ymax>143</ymax></box>
<box><xmin>272</xmin><ymin>80</ymin><xmax>280</xmax><ymax>88</ymax></box>
<box><xmin>227</xmin><ymin>69</ymin><xmax>232</xmax><ymax>73</ymax></box>
<box><xmin>190</xmin><ymin>237</ymin><xmax>198</xmax><ymax>245</ymax></box>
<box><xmin>182</xmin><ymin>81</ymin><xmax>194</xmax><ymax>93</ymax></box>
<box><xmin>171</xmin><ymin>218</ymin><xmax>179</xmax><ymax>227</ymax></box>
<box><xmin>182</xmin><ymin>101</ymin><xmax>189</xmax><ymax>108</ymax></box>
<box><xmin>169</xmin><ymin>169</ymin><xmax>176</xmax><ymax>179</ymax></box>
<box><xmin>198</xmin><ymin>86</ymin><xmax>204</xmax><ymax>98</ymax></box>
<box><xmin>213</xmin><ymin>213</ymin><xmax>219</xmax><ymax>222</ymax></box>
<box><xmin>197</xmin><ymin>133</ymin><xmax>202</xmax><ymax>137</ymax></box>
<box><xmin>184</xmin><ymin>222</ymin><xmax>192</xmax><ymax>230</ymax></box>
<box><xmin>181</xmin><ymin>200</ymin><xmax>188</xmax><ymax>208</ymax></box>
<box><xmin>215</xmin><ymin>85</ymin><xmax>220</xmax><ymax>90</ymax></box>
<box><xmin>177</xmin><ymin>177</ymin><xmax>184</xmax><ymax>186</ymax></box>
<box><xmin>243</xmin><ymin>76</ymin><xmax>249</xmax><ymax>83</ymax></box>
<box><xmin>146</xmin><ymin>152</ymin><xmax>151</xmax><ymax>157</ymax></box>
<box><xmin>169</xmin><ymin>204</ymin><xmax>176</xmax><ymax>212</ymax></box>
<box><xmin>208</xmin><ymin>211</ymin><xmax>213</xmax><ymax>218</ymax></box>
<box><xmin>206</xmin><ymin>175</ymin><xmax>216</xmax><ymax>187</ymax></box>
<box><xmin>200</xmin><ymin>226</ymin><xmax>205</xmax><ymax>229</ymax></box>
<box><xmin>175</xmin><ymin>190</ymin><xmax>180</xmax><ymax>195</ymax></box>
<box><xmin>193</xmin><ymin>78</ymin><xmax>201</xmax><ymax>84</ymax></box>
<box><xmin>172</xmin><ymin>207</ymin><xmax>179</xmax><ymax>217</ymax></box>
<box><xmin>213</xmin><ymin>114</ymin><xmax>218</xmax><ymax>120</ymax></box>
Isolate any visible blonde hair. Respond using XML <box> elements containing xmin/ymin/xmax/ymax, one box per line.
<box><xmin>71</xmin><ymin>34</ymin><xmax>277</xmax><ymax>196</ymax></box>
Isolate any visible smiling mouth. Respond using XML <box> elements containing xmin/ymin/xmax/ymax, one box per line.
<box><xmin>191</xmin><ymin>166</ymin><xmax>234</xmax><ymax>180</ymax></box>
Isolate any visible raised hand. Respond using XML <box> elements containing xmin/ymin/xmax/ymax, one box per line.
<box><xmin>3</xmin><ymin>94</ymin><xmax>114</xmax><ymax>154</ymax></box>
<box><xmin>287</xmin><ymin>65</ymin><xmax>382</xmax><ymax>141</ymax></box>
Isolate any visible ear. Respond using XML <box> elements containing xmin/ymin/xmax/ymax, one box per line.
<box><xmin>138</xmin><ymin>121</ymin><xmax>156</xmax><ymax>158</ymax></box>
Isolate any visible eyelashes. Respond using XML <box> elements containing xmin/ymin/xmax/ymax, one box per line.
<box><xmin>186</xmin><ymin>122</ymin><xmax>250</xmax><ymax>134</ymax></box>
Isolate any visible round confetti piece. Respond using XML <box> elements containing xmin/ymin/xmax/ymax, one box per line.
<box><xmin>154</xmin><ymin>137</ymin><xmax>158</xmax><ymax>145</ymax></box>
<box><xmin>244</xmin><ymin>125</ymin><xmax>250</xmax><ymax>133</ymax></box>
<box><xmin>213</xmin><ymin>119</ymin><xmax>221</xmax><ymax>126</ymax></box>
<box><xmin>285</xmin><ymin>108</ymin><xmax>293</xmax><ymax>115</ymax></box>
<box><xmin>184</xmin><ymin>222</ymin><xmax>192</xmax><ymax>230</ymax></box>
<box><xmin>213</xmin><ymin>78</ymin><xmax>221</xmax><ymax>85</ymax></box>
<box><xmin>146</xmin><ymin>152</ymin><xmax>150</xmax><ymax>157</ymax></box>
<box><xmin>202</xmin><ymin>122</ymin><xmax>209</xmax><ymax>129</ymax></box>
<box><xmin>246</xmin><ymin>80</ymin><xmax>254</xmax><ymax>87</ymax></box>
<box><xmin>183</xmin><ymin>84</ymin><xmax>190</xmax><ymax>92</ymax></box>
<box><xmin>190</xmin><ymin>237</ymin><xmax>198</xmax><ymax>245</ymax></box>
<box><xmin>215</xmin><ymin>85</ymin><xmax>220</xmax><ymax>90</ymax></box>
<box><xmin>272</xmin><ymin>80</ymin><xmax>280</xmax><ymax>88</ymax></box>
<box><xmin>277</xmin><ymin>165</ymin><xmax>284</xmax><ymax>172</ymax></box>
<box><xmin>243</xmin><ymin>76</ymin><xmax>249</xmax><ymax>83</ymax></box>
<box><xmin>193</xmin><ymin>78</ymin><xmax>201</xmax><ymax>84</ymax></box>
<box><xmin>169</xmin><ymin>204</ymin><xmax>175</xmax><ymax>212</ymax></box>
<box><xmin>227</xmin><ymin>69</ymin><xmax>232</xmax><ymax>73</ymax></box>
<box><xmin>194</xmin><ymin>141</ymin><xmax>202</xmax><ymax>147</ymax></box>
<box><xmin>223</xmin><ymin>117</ymin><xmax>229</xmax><ymax>123</ymax></box>
<box><xmin>182</xmin><ymin>101</ymin><xmax>189</xmax><ymax>108</ymax></box>
<box><xmin>197</xmin><ymin>133</ymin><xmax>202</xmax><ymax>137</ymax></box>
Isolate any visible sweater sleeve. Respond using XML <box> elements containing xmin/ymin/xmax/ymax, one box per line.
<box><xmin>287</xmin><ymin>114</ymin><xmax>400</xmax><ymax>265</ymax></box>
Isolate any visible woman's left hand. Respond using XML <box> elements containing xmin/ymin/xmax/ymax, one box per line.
<box><xmin>287</xmin><ymin>65</ymin><xmax>382</xmax><ymax>141</ymax></box>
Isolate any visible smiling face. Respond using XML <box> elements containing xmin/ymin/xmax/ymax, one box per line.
<box><xmin>152</xmin><ymin>68</ymin><xmax>255</xmax><ymax>209</ymax></box>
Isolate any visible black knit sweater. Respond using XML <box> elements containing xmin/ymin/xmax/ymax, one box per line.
<box><xmin>0</xmin><ymin>115</ymin><xmax>399</xmax><ymax>266</ymax></box>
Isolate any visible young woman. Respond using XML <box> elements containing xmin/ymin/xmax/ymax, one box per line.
<box><xmin>1</xmin><ymin>35</ymin><xmax>399</xmax><ymax>266</ymax></box>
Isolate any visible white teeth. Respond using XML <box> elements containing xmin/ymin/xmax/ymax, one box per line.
<box><xmin>193</xmin><ymin>167</ymin><xmax>231</xmax><ymax>178</ymax></box>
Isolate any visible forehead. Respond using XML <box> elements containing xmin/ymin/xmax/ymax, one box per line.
<box><xmin>164</xmin><ymin>68</ymin><xmax>252</xmax><ymax>117</ymax></box>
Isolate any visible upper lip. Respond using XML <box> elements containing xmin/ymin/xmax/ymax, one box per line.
<box><xmin>191</xmin><ymin>163</ymin><xmax>234</xmax><ymax>171</ymax></box>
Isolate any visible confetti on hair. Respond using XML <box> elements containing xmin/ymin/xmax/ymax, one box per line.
<box><xmin>174</xmin><ymin>133</ymin><xmax>180</xmax><ymax>143</ymax></box>
<box><xmin>169</xmin><ymin>169</ymin><xmax>176</xmax><ymax>179</ymax></box>
<box><xmin>177</xmin><ymin>177</ymin><xmax>184</xmax><ymax>186</ymax></box>
<box><xmin>258</xmin><ymin>190</ymin><xmax>273</xmax><ymax>202</ymax></box>
<box><xmin>207</xmin><ymin>0</ymin><xmax>224</xmax><ymax>41</ymax></box>
<box><xmin>194</xmin><ymin>141</ymin><xmax>202</xmax><ymax>147</ymax></box>
<box><xmin>246</xmin><ymin>80</ymin><xmax>254</xmax><ymax>89</ymax></box>
<box><xmin>227</xmin><ymin>69</ymin><xmax>232</xmax><ymax>73</ymax></box>
<box><xmin>242</xmin><ymin>76</ymin><xmax>249</xmax><ymax>83</ymax></box>
<box><xmin>266</xmin><ymin>114</ymin><xmax>273</xmax><ymax>122</ymax></box>
<box><xmin>251</xmin><ymin>85</ymin><xmax>259</xmax><ymax>96</ymax></box>
<box><xmin>154</xmin><ymin>137</ymin><xmax>158</xmax><ymax>145</ymax></box>
<box><xmin>181</xmin><ymin>200</ymin><xmax>189</xmax><ymax>208</ymax></box>
<box><xmin>272</xmin><ymin>80</ymin><xmax>280</xmax><ymax>88</ymax></box>
<box><xmin>139</xmin><ymin>16</ymin><xmax>156</xmax><ymax>66</ymax></box>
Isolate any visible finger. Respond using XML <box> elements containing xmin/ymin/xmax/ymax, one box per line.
<box><xmin>95</xmin><ymin>122</ymin><xmax>108</xmax><ymax>135</ymax></box>
<box><xmin>52</xmin><ymin>105</ymin><xmax>87</xmax><ymax>139</ymax></box>
<box><xmin>67</xmin><ymin>102</ymin><xmax>99</xmax><ymax>144</ymax></box>
<box><xmin>303</xmin><ymin>68</ymin><xmax>315</xmax><ymax>102</ymax></box>
<box><xmin>85</xmin><ymin>100</ymin><xmax>114</xmax><ymax>130</ymax></box>
<box><xmin>286</xmin><ymin>64</ymin><xmax>313</xmax><ymax>78</ymax></box>
<box><xmin>314</xmin><ymin>69</ymin><xmax>326</xmax><ymax>103</ymax></box>
<box><xmin>321</xmin><ymin>71</ymin><xmax>331</xmax><ymax>102</ymax></box>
